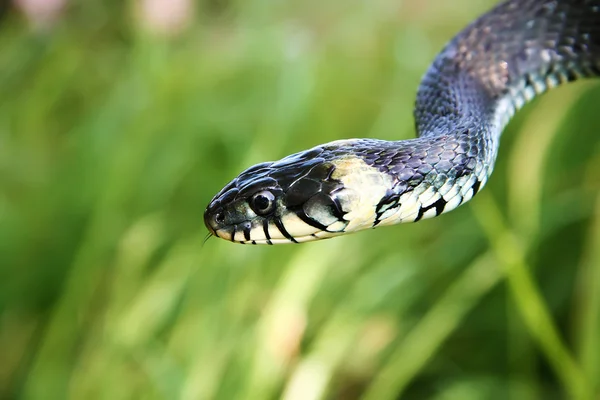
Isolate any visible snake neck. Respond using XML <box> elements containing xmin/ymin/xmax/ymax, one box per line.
<box><xmin>381</xmin><ymin>0</ymin><xmax>600</xmax><ymax>225</ymax></box>
<box><xmin>416</xmin><ymin>0</ymin><xmax>600</xmax><ymax>142</ymax></box>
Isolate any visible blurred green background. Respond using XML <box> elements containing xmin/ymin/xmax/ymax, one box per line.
<box><xmin>1</xmin><ymin>0</ymin><xmax>600</xmax><ymax>398</ymax></box>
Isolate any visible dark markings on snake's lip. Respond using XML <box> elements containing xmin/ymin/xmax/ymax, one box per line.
<box><xmin>230</xmin><ymin>226</ymin><xmax>237</xmax><ymax>243</ymax></box>
<box><xmin>252</xmin><ymin>240</ymin><xmax>257</xmax><ymax>245</ymax></box>
<box><xmin>243</xmin><ymin>225</ymin><xmax>251</xmax><ymax>241</ymax></box>
<box><xmin>414</xmin><ymin>197</ymin><xmax>447</xmax><ymax>222</ymax></box>
<box><xmin>273</xmin><ymin>218</ymin><xmax>298</xmax><ymax>243</ymax></box>
<box><xmin>471</xmin><ymin>180</ymin><xmax>482</xmax><ymax>196</ymax></box>
<box><xmin>262</xmin><ymin>219</ymin><xmax>273</xmax><ymax>245</ymax></box>
<box><xmin>295</xmin><ymin>210</ymin><xmax>329</xmax><ymax>232</ymax></box>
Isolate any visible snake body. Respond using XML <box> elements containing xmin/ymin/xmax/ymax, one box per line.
<box><xmin>205</xmin><ymin>0</ymin><xmax>600</xmax><ymax>245</ymax></box>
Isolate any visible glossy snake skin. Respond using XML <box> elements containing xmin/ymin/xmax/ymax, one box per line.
<box><xmin>205</xmin><ymin>0</ymin><xmax>600</xmax><ymax>244</ymax></box>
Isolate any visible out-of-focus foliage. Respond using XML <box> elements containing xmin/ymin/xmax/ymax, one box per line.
<box><xmin>1</xmin><ymin>0</ymin><xmax>599</xmax><ymax>399</ymax></box>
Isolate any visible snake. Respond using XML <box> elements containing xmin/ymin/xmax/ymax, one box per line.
<box><xmin>204</xmin><ymin>0</ymin><xmax>600</xmax><ymax>245</ymax></box>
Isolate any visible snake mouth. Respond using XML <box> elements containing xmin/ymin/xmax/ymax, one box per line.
<box><xmin>208</xmin><ymin>211</ymin><xmax>349</xmax><ymax>245</ymax></box>
<box><xmin>211</xmin><ymin>226</ymin><xmax>343</xmax><ymax>245</ymax></box>
<box><xmin>210</xmin><ymin>218</ymin><xmax>296</xmax><ymax>245</ymax></box>
<box><xmin>203</xmin><ymin>206</ymin><xmax>222</xmax><ymax>237</ymax></box>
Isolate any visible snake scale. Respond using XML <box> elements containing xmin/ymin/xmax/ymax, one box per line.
<box><xmin>204</xmin><ymin>0</ymin><xmax>600</xmax><ymax>245</ymax></box>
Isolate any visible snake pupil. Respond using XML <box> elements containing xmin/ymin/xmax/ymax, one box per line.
<box><xmin>250</xmin><ymin>190</ymin><xmax>275</xmax><ymax>215</ymax></box>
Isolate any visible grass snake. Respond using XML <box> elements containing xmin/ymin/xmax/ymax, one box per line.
<box><xmin>204</xmin><ymin>0</ymin><xmax>600</xmax><ymax>245</ymax></box>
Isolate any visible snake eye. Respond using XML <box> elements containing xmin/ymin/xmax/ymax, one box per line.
<box><xmin>250</xmin><ymin>190</ymin><xmax>276</xmax><ymax>215</ymax></box>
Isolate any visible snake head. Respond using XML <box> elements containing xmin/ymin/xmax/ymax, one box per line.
<box><xmin>204</xmin><ymin>138</ymin><xmax>483</xmax><ymax>244</ymax></box>
<box><xmin>204</xmin><ymin>141</ymin><xmax>403</xmax><ymax>244</ymax></box>
<box><xmin>204</xmin><ymin>146</ymin><xmax>353</xmax><ymax>244</ymax></box>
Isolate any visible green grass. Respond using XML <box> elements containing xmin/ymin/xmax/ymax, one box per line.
<box><xmin>1</xmin><ymin>0</ymin><xmax>600</xmax><ymax>399</ymax></box>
